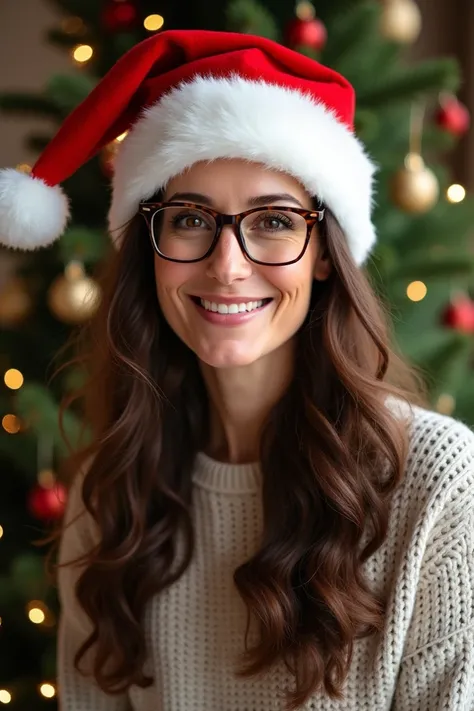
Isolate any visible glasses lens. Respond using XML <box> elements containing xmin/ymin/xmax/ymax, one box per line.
<box><xmin>240</xmin><ymin>209</ymin><xmax>308</xmax><ymax>264</ymax></box>
<box><xmin>151</xmin><ymin>206</ymin><xmax>216</xmax><ymax>261</ymax></box>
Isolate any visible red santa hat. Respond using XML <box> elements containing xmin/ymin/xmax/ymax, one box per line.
<box><xmin>0</xmin><ymin>29</ymin><xmax>377</xmax><ymax>265</ymax></box>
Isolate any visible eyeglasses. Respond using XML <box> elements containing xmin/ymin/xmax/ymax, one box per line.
<box><xmin>138</xmin><ymin>201</ymin><xmax>325</xmax><ymax>266</ymax></box>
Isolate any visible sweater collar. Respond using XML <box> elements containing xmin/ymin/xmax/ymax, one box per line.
<box><xmin>192</xmin><ymin>451</ymin><xmax>261</xmax><ymax>494</ymax></box>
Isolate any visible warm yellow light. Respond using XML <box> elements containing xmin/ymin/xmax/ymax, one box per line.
<box><xmin>39</xmin><ymin>684</ymin><xmax>56</xmax><ymax>699</ymax></box>
<box><xmin>38</xmin><ymin>469</ymin><xmax>56</xmax><ymax>489</ymax></box>
<box><xmin>446</xmin><ymin>183</ymin><xmax>466</xmax><ymax>203</ymax></box>
<box><xmin>28</xmin><ymin>607</ymin><xmax>46</xmax><ymax>624</ymax></box>
<box><xmin>0</xmin><ymin>690</ymin><xmax>12</xmax><ymax>704</ymax></box>
<box><xmin>406</xmin><ymin>280</ymin><xmax>427</xmax><ymax>302</ymax></box>
<box><xmin>4</xmin><ymin>368</ymin><xmax>24</xmax><ymax>390</ymax></box>
<box><xmin>73</xmin><ymin>44</ymin><xmax>93</xmax><ymax>63</ymax></box>
<box><xmin>436</xmin><ymin>393</ymin><xmax>455</xmax><ymax>415</ymax></box>
<box><xmin>2</xmin><ymin>414</ymin><xmax>21</xmax><ymax>434</ymax></box>
<box><xmin>15</xmin><ymin>163</ymin><xmax>32</xmax><ymax>174</ymax></box>
<box><xmin>115</xmin><ymin>131</ymin><xmax>128</xmax><ymax>142</ymax></box>
<box><xmin>0</xmin><ymin>526</ymin><xmax>3</xmax><ymax>539</ymax></box>
<box><xmin>144</xmin><ymin>14</ymin><xmax>165</xmax><ymax>31</ymax></box>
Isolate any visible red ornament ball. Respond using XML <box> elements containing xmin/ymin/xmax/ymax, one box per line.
<box><xmin>441</xmin><ymin>295</ymin><xmax>474</xmax><ymax>333</ymax></box>
<box><xmin>28</xmin><ymin>482</ymin><xmax>67</xmax><ymax>521</ymax></box>
<box><xmin>435</xmin><ymin>98</ymin><xmax>470</xmax><ymax>137</ymax></box>
<box><xmin>101</xmin><ymin>1</ymin><xmax>139</xmax><ymax>33</ymax></box>
<box><xmin>285</xmin><ymin>17</ymin><xmax>327</xmax><ymax>51</ymax></box>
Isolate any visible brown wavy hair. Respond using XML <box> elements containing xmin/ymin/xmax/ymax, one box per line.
<box><xmin>53</xmin><ymin>202</ymin><xmax>424</xmax><ymax>710</ymax></box>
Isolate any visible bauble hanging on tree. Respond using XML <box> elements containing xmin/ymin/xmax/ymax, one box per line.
<box><xmin>285</xmin><ymin>2</ymin><xmax>327</xmax><ymax>52</ymax></box>
<box><xmin>47</xmin><ymin>260</ymin><xmax>101</xmax><ymax>325</ymax></box>
<box><xmin>390</xmin><ymin>153</ymin><xmax>439</xmax><ymax>213</ymax></box>
<box><xmin>0</xmin><ymin>277</ymin><xmax>33</xmax><ymax>327</ymax></box>
<box><xmin>435</xmin><ymin>95</ymin><xmax>471</xmax><ymax>137</ymax></box>
<box><xmin>101</xmin><ymin>0</ymin><xmax>139</xmax><ymax>33</ymax></box>
<box><xmin>28</xmin><ymin>481</ymin><xmax>67</xmax><ymax>521</ymax></box>
<box><xmin>441</xmin><ymin>293</ymin><xmax>474</xmax><ymax>333</ymax></box>
<box><xmin>379</xmin><ymin>0</ymin><xmax>422</xmax><ymax>44</ymax></box>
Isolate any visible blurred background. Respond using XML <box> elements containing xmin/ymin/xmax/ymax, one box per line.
<box><xmin>0</xmin><ymin>0</ymin><xmax>473</xmax><ymax>707</ymax></box>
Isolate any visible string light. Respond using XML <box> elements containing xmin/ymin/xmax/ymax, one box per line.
<box><xmin>27</xmin><ymin>601</ymin><xmax>47</xmax><ymax>625</ymax></box>
<box><xmin>73</xmin><ymin>44</ymin><xmax>93</xmax><ymax>64</ymax></box>
<box><xmin>143</xmin><ymin>14</ymin><xmax>164</xmax><ymax>31</ymax></box>
<box><xmin>446</xmin><ymin>183</ymin><xmax>466</xmax><ymax>203</ymax></box>
<box><xmin>0</xmin><ymin>690</ymin><xmax>12</xmax><ymax>704</ymax></box>
<box><xmin>436</xmin><ymin>393</ymin><xmax>455</xmax><ymax>415</ymax></box>
<box><xmin>39</xmin><ymin>683</ymin><xmax>56</xmax><ymax>699</ymax></box>
<box><xmin>15</xmin><ymin>163</ymin><xmax>31</xmax><ymax>174</ymax></box>
<box><xmin>26</xmin><ymin>601</ymin><xmax>55</xmax><ymax>627</ymax></box>
<box><xmin>4</xmin><ymin>369</ymin><xmax>24</xmax><ymax>390</ymax></box>
<box><xmin>2</xmin><ymin>415</ymin><xmax>21</xmax><ymax>434</ymax></box>
<box><xmin>29</xmin><ymin>608</ymin><xmax>45</xmax><ymax>624</ymax></box>
<box><xmin>406</xmin><ymin>280</ymin><xmax>427</xmax><ymax>302</ymax></box>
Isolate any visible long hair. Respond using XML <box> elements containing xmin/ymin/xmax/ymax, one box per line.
<box><xmin>53</xmin><ymin>201</ymin><xmax>425</xmax><ymax>710</ymax></box>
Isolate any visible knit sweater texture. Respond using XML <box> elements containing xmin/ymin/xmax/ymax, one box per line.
<box><xmin>57</xmin><ymin>404</ymin><xmax>474</xmax><ymax>710</ymax></box>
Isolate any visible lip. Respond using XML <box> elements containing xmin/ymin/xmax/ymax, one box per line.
<box><xmin>190</xmin><ymin>295</ymin><xmax>272</xmax><ymax>326</ymax></box>
<box><xmin>191</xmin><ymin>294</ymin><xmax>271</xmax><ymax>304</ymax></box>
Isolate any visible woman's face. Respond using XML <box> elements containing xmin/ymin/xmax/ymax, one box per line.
<box><xmin>153</xmin><ymin>158</ymin><xmax>330</xmax><ymax>369</ymax></box>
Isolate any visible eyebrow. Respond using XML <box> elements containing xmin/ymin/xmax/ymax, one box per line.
<box><xmin>166</xmin><ymin>191</ymin><xmax>306</xmax><ymax>209</ymax></box>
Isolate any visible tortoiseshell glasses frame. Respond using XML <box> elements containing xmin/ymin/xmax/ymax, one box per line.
<box><xmin>138</xmin><ymin>201</ymin><xmax>326</xmax><ymax>266</ymax></box>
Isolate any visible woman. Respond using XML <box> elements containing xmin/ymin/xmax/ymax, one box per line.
<box><xmin>1</xmin><ymin>29</ymin><xmax>473</xmax><ymax>711</ymax></box>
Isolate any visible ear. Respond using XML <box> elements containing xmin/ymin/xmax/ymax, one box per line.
<box><xmin>314</xmin><ymin>246</ymin><xmax>332</xmax><ymax>282</ymax></box>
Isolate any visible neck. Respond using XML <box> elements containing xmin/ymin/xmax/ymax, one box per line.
<box><xmin>199</xmin><ymin>341</ymin><xmax>295</xmax><ymax>464</ymax></box>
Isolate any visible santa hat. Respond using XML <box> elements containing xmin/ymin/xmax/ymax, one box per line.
<box><xmin>0</xmin><ymin>29</ymin><xmax>377</xmax><ymax>265</ymax></box>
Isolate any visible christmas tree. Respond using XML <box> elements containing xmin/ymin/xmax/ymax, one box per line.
<box><xmin>0</xmin><ymin>0</ymin><xmax>473</xmax><ymax>707</ymax></box>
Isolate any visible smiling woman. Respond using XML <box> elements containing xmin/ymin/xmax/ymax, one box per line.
<box><xmin>147</xmin><ymin>159</ymin><xmax>329</xmax><ymax>373</ymax></box>
<box><xmin>1</xmin><ymin>28</ymin><xmax>474</xmax><ymax>711</ymax></box>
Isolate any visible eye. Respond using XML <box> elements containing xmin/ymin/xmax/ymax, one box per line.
<box><xmin>257</xmin><ymin>212</ymin><xmax>295</xmax><ymax>230</ymax></box>
<box><xmin>172</xmin><ymin>213</ymin><xmax>210</xmax><ymax>229</ymax></box>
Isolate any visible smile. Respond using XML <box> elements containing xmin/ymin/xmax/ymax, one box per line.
<box><xmin>199</xmin><ymin>298</ymin><xmax>271</xmax><ymax>313</ymax></box>
<box><xmin>189</xmin><ymin>296</ymin><xmax>273</xmax><ymax>324</ymax></box>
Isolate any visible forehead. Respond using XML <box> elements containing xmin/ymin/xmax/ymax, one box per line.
<box><xmin>163</xmin><ymin>158</ymin><xmax>312</xmax><ymax>208</ymax></box>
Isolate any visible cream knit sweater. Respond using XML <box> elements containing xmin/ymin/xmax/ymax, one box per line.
<box><xmin>57</xmin><ymin>404</ymin><xmax>474</xmax><ymax>710</ymax></box>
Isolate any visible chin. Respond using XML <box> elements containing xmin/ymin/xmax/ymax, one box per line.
<box><xmin>193</xmin><ymin>341</ymin><xmax>261</xmax><ymax>369</ymax></box>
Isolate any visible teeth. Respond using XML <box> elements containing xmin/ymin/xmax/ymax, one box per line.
<box><xmin>200</xmin><ymin>299</ymin><xmax>265</xmax><ymax>314</ymax></box>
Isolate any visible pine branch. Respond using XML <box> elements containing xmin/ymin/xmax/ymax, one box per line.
<box><xmin>0</xmin><ymin>93</ymin><xmax>63</xmax><ymax>120</ymax></box>
<box><xmin>44</xmin><ymin>73</ymin><xmax>97</xmax><ymax>113</ymax></box>
<box><xmin>59</xmin><ymin>226</ymin><xmax>111</xmax><ymax>264</ymax></box>
<box><xmin>25</xmin><ymin>134</ymin><xmax>53</xmax><ymax>154</ymax></box>
<box><xmin>225</xmin><ymin>0</ymin><xmax>280</xmax><ymax>39</ymax></box>
<box><xmin>15</xmin><ymin>384</ymin><xmax>85</xmax><ymax>456</ymax></box>
<box><xmin>390</xmin><ymin>250</ymin><xmax>474</xmax><ymax>281</ymax></box>
<box><xmin>358</xmin><ymin>58</ymin><xmax>460</xmax><ymax>107</ymax></box>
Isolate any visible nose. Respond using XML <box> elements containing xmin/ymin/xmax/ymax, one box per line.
<box><xmin>205</xmin><ymin>224</ymin><xmax>253</xmax><ymax>285</ymax></box>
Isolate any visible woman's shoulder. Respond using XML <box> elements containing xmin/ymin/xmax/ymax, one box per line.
<box><xmin>386</xmin><ymin>397</ymin><xmax>474</xmax><ymax>524</ymax></box>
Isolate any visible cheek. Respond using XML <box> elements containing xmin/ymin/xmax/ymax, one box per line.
<box><xmin>264</xmin><ymin>256</ymin><xmax>315</xmax><ymax>306</ymax></box>
<box><xmin>153</xmin><ymin>257</ymin><xmax>193</xmax><ymax>321</ymax></box>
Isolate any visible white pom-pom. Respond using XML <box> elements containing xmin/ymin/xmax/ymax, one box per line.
<box><xmin>0</xmin><ymin>168</ymin><xmax>70</xmax><ymax>250</ymax></box>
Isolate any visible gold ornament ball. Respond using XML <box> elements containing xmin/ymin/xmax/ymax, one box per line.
<box><xmin>380</xmin><ymin>0</ymin><xmax>422</xmax><ymax>44</ymax></box>
<box><xmin>48</xmin><ymin>267</ymin><xmax>100</xmax><ymax>324</ymax></box>
<box><xmin>0</xmin><ymin>277</ymin><xmax>33</xmax><ymax>326</ymax></box>
<box><xmin>390</xmin><ymin>154</ymin><xmax>439</xmax><ymax>214</ymax></box>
